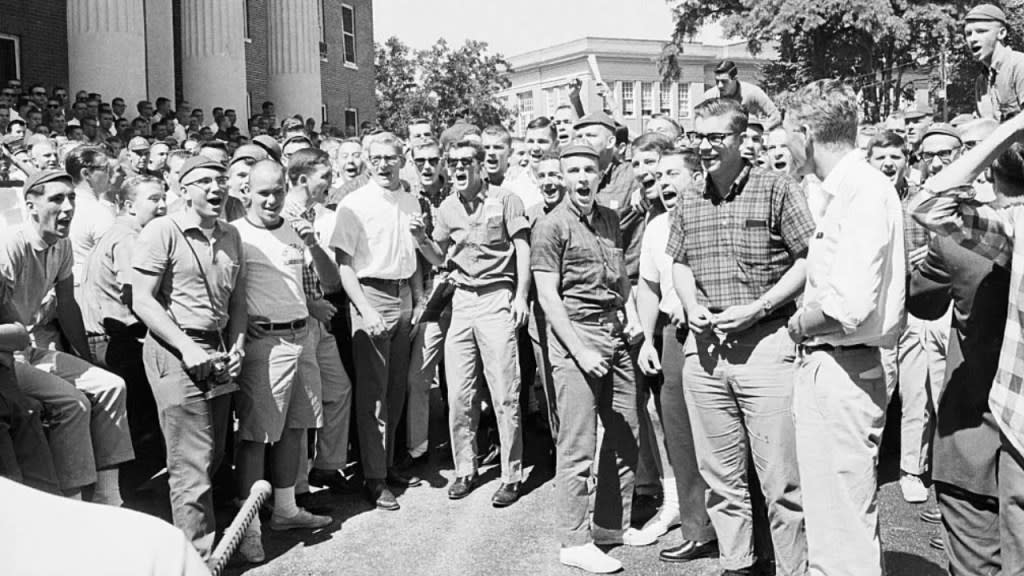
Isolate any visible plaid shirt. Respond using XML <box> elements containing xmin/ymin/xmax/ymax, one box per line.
<box><xmin>292</xmin><ymin>204</ymin><xmax>323</xmax><ymax>302</ymax></box>
<box><xmin>665</xmin><ymin>164</ymin><xmax>816</xmax><ymax>310</ymax></box>
<box><xmin>900</xmin><ymin>182</ymin><xmax>931</xmax><ymax>258</ymax></box>
<box><xmin>915</xmin><ymin>190</ymin><xmax>1024</xmax><ymax>456</ymax></box>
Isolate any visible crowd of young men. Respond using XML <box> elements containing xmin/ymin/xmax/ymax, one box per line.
<box><xmin>4</xmin><ymin>3</ymin><xmax>1024</xmax><ymax>575</ymax></box>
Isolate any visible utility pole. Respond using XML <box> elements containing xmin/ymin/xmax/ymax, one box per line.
<box><xmin>940</xmin><ymin>51</ymin><xmax>949</xmax><ymax>122</ymax></box>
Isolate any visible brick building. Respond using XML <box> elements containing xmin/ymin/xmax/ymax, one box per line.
<box><xmin>0</xmin><ymin>0</ymin><xmax>376</xmax><ymax>135</ymax></box>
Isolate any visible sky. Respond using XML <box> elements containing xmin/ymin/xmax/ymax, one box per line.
<box><xmin>372</xmin><ymin>0</ymin><xmax>726</xmax><ymax>58</ymax></box>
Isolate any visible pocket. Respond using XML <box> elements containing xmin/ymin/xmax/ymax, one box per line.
<box><xmin>484</xmin><ymin>215</ymin><xmax>506</xmax><ymax>245</ymax></box>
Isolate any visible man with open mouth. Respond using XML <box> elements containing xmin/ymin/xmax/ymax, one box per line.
<box><xmin>506</xmin><ymin>116</ymin><xmax>559</xmax><ymax>212</ymax></box>
<box><xmin>965</xmin><ymin>4</ymin><xmax>1024</xmax><ymax>122</ymax></box>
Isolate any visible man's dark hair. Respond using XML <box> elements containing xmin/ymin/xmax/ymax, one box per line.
<box><xmin>993</xmin><ymin>142</ymin><xmax>1024</xmax><ymax>195</ymax></box>
<box><xmin>661</xmin><ymin>146</ymin><xmax>702</xmax><ymax>173</ymax></box>
<box><xmin>155</xmin><ymin>97</ymin><xmax>170</xmax><ymax>108</ymax></box>
<box><xmin>287</xmin><ymin>148</ymin><xmax>332</xmax><ymax>185</ymax></box>
<box><xmin>693</xmin><ymin>97</ymin><xmax>748</xmax><ymax>133</ymax></box>
<box><xmin>450</xmin><ymin>139</ymin><xmax>486</xmax><ymax>162</ymax></box>
<box><xmin>525</xmin><ymin>116</ymin><xmax>557</xmax><ymax>141</ymax></box>
<box><xmin>65</xmin><ymin>146</ymin><xmax>109</xmax><ymax>183</ymax></box>
<box><xmin>865</xmin><ymin>130</ymin><xmax>908</xmax><ymax>158</ymax></box>
<box><xmin>481</xmin><ymin>125</ymin><xmax>511</xmax><ymax>146</ymax></box>
<box><xmin>715</xmin><ymin>60</ymin><xmax>738</xmax><ymax>77</ymax></box>
<box><xmin>262</xmin><ymin>101</ymin><xmax>274</xmax><ymax>110</ymax></box>
<box><xmin>632</xmin><ymin>131</ymin><xmax>674</xmax><ymax>153</ymax></box>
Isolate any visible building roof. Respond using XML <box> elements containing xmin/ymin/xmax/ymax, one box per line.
<box><xmin>506</xmin><ymin>36</ymin><xmax>777</xmax><ymax>70</ymax></box>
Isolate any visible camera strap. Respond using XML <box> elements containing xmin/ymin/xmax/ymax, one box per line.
<box><xmin>170</xmin><ymin>219</ymin><xmax>229</xmax><ymax>353</ymax></box>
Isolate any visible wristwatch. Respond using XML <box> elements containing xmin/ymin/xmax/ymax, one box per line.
<box><xmin>758</xmin><ymin>297</ymin><xmax>773</xmax><ymax>316</ymax></box>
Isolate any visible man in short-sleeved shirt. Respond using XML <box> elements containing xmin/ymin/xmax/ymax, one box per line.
<box><xmin>701</xmin><ymin>60</ymin><xmax>781</xmax><ymax>127</ymax></box>
<box><xmin>966</xmin><ymin>4</ymin><xmax>1024</xmax><ymax>121</ymax></box>
<box><xmin>413</xmin><ymin>139</ymin><xmax>530</xmax><ymax>506</ymax></box>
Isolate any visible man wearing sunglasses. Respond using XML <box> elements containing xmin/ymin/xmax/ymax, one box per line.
<box><xmin>668</xmin><ymin>97</ymin><xmax>813</xmax><ymax>575</ymax></box>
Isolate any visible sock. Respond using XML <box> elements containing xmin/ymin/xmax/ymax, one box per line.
<box><xmin>274</xmin><ymin>486</ymin><xmax>299</xmax><ymax>518</ymax></box>
<box><xmin>65</xmin><ymin>490</ymin><xmax>83</xmax><ymax>501</ymax></box>
<box><xmin>409</xmin><ymin>442</ymin><xmax>428</xmax><ymax>459</ymax></box>
<box><xmin>245</xmin><ymin>515</ymin><xmax>262</xmax><ymax>537</ymax></box>
<box><xmin>93</xmin><ymin>468</ymin><xmax>123</xmax><ymax>507</ymax></box>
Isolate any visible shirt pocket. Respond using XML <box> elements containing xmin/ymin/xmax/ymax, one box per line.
<box><xmin>564</xmin><ymin>244</ymin><xmax>600</xmax><ymax>286</ymax></box>
<box><xmin>737</xmin><ymin>218</ymin><xmax>773</xmax><ymax>285</ymax></box>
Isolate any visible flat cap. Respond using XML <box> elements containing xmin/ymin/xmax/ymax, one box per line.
<box><xmin>559</xmin><ymin>143</ymin><xmax>600</xmax><ymax>160</ymax></box>
<box><xmin>252</xmin><ymin>134</ymin><xmax>281</xmax><ymax>162</ymax></box>
<box><xmin>128</xmin><ymin>136</ymin><xmax>150</xmax><ymax>152</ymax></box>
<box><xmin>230</xmin><ymin>144</ymin><xmax>269</xmax><ymax>166</ymax></box>
<box><xmin>949</xmin><ymin>113</ymin><xmax>976</xmax><ymax>128</ymax></box>
<box><xmin>22</xmin><ymin>168</ymin><xmax>72</xmax><ymax>195</ymax></box>
<box><xmin>574</xmin><ymin>110</ymin><xmax>616</xmax><ymax>132</ymax></box>
<box><xmin>965</xmin><ymin>4</ymin><xmax>1006</xmax><ymax>24</ymax></box>
<box><xmin>903</xmin><ymin>106</ymin><xmax>934</xmax><ymax>121</ymax></box>
<box><xmin>178</xmin><ymin>154</ymin><xmax>226</xmax><ymax>181</ymax></box>
<box><xmin>921</xmin><ymin>122</ymin><xmax>962</xmax><ymax>143</ymax></box>
<box><xmin>282</xmin><ymin>134</ymin><xmax>313</xmax><ymax>149</ymax></box>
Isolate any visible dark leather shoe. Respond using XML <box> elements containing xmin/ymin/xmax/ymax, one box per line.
<box><xmin>448</xmin><ymin>474</ymin><xmax>477</xmax><ymax>500</ymax></box>
<box><xmin>491</xmin><ymin>482</ymin><xmax>520</xmax><ymax>508</ymax></box>
<box><xmin>364</xmin><ymin>479</ymin><xmax>399</xmax><ymax>511</ymax></box>
<box><xmin>309</xmin><ymin>468</ymin><xmax>359</xmax><ymax>494</ymax></box>
<box><xmin>386</xmin><ymin>468</ymin><xmax>422</xmax><ymax>488</ymax></box>
<box><xmin>920</xmin><ymin>507</ymin><xmax>942</xmax><ymax>525</ymax></box>
<box><xmin>659</xmin><ymin>539</ymin><xmax>718</xmax><ymax>563</ymax></box>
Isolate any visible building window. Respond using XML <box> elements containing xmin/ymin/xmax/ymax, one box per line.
<box><xmin>621</xmin><ymin>82</ymin><xmax>635</xmax><ymax>117</ymax></box>
<box><xmin>243</xmin><ymin>0</ymin><xmax>251</xmax><ymax>41</ymax></box>
<box><xmin>545</xmin><ymin>88</ymin><xmax>556</xmax><ymax>117</ymax></box>
<box><xmin>518</xmin><ymin>91</ymin><xmax>534</xmax><ymax>121</ymax></box>
<box><xmin>344</xmin><ymin>108</ymin><xmax>358</xmax><ymax>137</ymax></box>
<box><xmin>318</xmin><ymin>0</ymin><xmax>327</xmax><ymax>59</ymax></box>
<box><xmin>677</xmin><ymin>84</ymin><xmax>691</xmax><ymax>119</ymax></box>
<box><xmin>341</xmin><ymin>4</ymin><xmax>357</xmax><ymax>67</ymax></box>
<box><xmin>322</xmin><ymin>104</ymin><xmax>328</xmax><ymax>125</ymax></box>
<box><xmin>246</xmin><ymin>92</ymin><xmax>252</xmax><ymax>120</ymax></box>
<box><xmin>660</xmin><ymin>83</ymin><xmax>673</xmax><ymax>116</ymax></box>
<box><xmin>0</xmin><ymin>34</ymin><xmax>20</xmax><ymax>85</ymax></box>
<box><xmin>641</xmin><ymin>82</ymin><xmax>653</xmax><ymax>117</ymax></box>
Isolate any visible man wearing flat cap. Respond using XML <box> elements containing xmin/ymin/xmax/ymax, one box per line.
<box><xmin>531</xmin><ymin>143</ymin><xmax>640</xmax><ymax>574</ymax></box>
<box><xmin>966</xmin><ymin>3</ymin><xmax>1024</xmax><ymax>120</ymax></box>
<box><xmin>131</xmin><ymin>154</ymin><xmax>248</xmax><ymax>558</ymax></box>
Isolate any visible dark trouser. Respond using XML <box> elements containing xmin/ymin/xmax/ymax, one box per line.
<box><xmin>0</xmin><ymin>364</ymin><xmax>59</xmax><ymax>494</ymax></box>
<box><xmin>142</xmin><ymin>333</ymin><xmax>232</xmax><ymax>559</ymax></box>
<box><xmin>350</xmin><ymin>280</ymin><xmax>412</xmax><ymax>480</ymax></box>
<box><xmin>658</xmin><ymin>323</ymin><xmax>716</xmax><ymax>543</ymax></box>
<box><xmin>631</xmin><ymin>337</ymin><xmax>664</xmax><ymax>496</ymax></box>
<box><xmin>549</xmin><ymin>319</ymin><xmax>638</xmax><ymax>547</ymax></box>
<box><xmin>936</xmin><ymin>481</ymin><xmax>1001</xmax><ymax>576</ymax></box>
<box><xmin>105</xmin><ymin>322</ymin><xmax>165</xmax><ymax>482</ymax></box>
<box><xmin>528</xmin><ymin>302</ymin><xmax>557</xmax><ymax>441</ymax></box>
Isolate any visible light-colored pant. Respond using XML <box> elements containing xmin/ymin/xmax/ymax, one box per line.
<box><xmin>683</xmin><ymin>320</ymin><xmax>806</xmax><ymax>575</ymax></box>
<box><xmin>311</xmin><ymin>321</ymin><xmax>353</xmax><ymax>471</ymax></box>
<box><xmin>14</xmin><ymin>347</ymin><xmax>133</xmax><ymax>491</ymax></box>
<box><xmin>1001</xmin><ymin>440</ymin><xmax>1024</xmax><ymax>576</ymax></box>
<box><xmin>881</xmin><ymin>312</ymin><xmax>949</xmax><ymax>476</ymax></box>
<box><xmin>445</xmin><ymin>286</ymin><xmax>522</xmax><ymax>483</ymax></box>
<box><xmin>794</xmin><ymin>346</ymin><xmax>887</xmax><ymax>576</ymax></box>
<box><xmin>406</xmin><ymin>314</ymin><xmax>448</xmax><ymax>458</ymax></box>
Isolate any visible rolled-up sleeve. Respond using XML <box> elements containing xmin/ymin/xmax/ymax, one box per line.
<box><xmin>914</xmin><ymin>192</ymin><xmax>1014</xmax><ymax>267</ymax></box>
<box><xmin>530</xmin><ymin>217</ymin><xmax>564</xmax><ymax>274</ymax></box>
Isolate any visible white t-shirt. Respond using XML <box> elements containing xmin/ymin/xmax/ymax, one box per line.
<box><xmin>638</xmin><ymin>212</ymin><xmax>682</xmax><ymax>315</ymax></box>
<box><xmin>234</xmin><ymin>217</ymin><xmax>309</xmax><ymax>323</ymax></box>
<box><xmin>69</xmin><ymin>190</ymin><xmax>116</xmax><ymax>285</ymax></box>
<box><xmin>506</xmin><ymin>169</ymin><xmax>544</xmax><ymax>212</ymax></box>
<box><xmin>329</xmin><ymin>180</ymin><xmax>421</xmax><ymax>280</ymax></box>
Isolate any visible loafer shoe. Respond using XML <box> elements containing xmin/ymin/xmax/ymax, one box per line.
<box><xmin>386</xmin><ymin>468</ymin><xmax>422</xmax><ymax>488</ymax></box>
<box><xmin>365</xmin><ymin>479</ymin><xmax>400</xmax><ymax>511</ymax></box>
<box><xmin>237</xmin><ymin>531</ymin><xmax>265</xmax><ymax>563</ymax></box>
<box><xmin>268</xmin><ymin>508</ymin><xmax>332</xmax><ymax>531</ymax></box>
<box><xmin>448</xmin><ymin>474</ymin><xmax>477</xmax><ymax>500</ymax></box>
<box><xmin>491</xmin><ymin>482</ymin><xmax>520</xmax><ymax>508</ymax></box>
<box><xmin>559</xmin><ymin>543</ymin><xmax>622</xmax><ymax>573</ymax></box>
<box><xmin>659</xmin><ymin>539</ymin><xmax>719</xmax><ymax>563</ymax></box>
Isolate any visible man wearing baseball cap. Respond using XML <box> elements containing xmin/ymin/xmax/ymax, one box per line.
<box><xmin>2</xmin><ymin>169</ymin><xmax>133</xmax><ymax>505</ymax></box>
<box><xmin>131</xmin><ymin>155</ymin><xmax>248</xmax><ymax>558</ymax></box>
<box><xmin>965</xmin><ymin>3</ymin><xmax>1024</xmax><ymax>120</ymax></box>
<box><xmin>531</xmin><ymin>143</ymin><xmax>640</xmax><ymax>573</ymax></box>
<box><xmin>124</xmin><ymin>135</ymin><xmax>150</xmax><ymax>177</ymax></box>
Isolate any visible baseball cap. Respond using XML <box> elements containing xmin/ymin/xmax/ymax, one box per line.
<box><xmin>282</xmin><ymin>134</ymin><xmax>313</xmax><ymax>149</ymax></box>
<box><xmin>964</xmin><ymin>4</ymin><xmax>1006</xmax><ymax>24</ymax></box>
<box><xmin>178</xmin><ymin>154</ymin><xmax>226</xmax><ymax>181</ymax></box>
<box><xmin>252</xmin><ymin>134</ymin><xmax>281</xmax><ymax>162</ymax></box>
<box><xmin>921</xmin><ymin>123</ymin><xmax>962</xmax><ymax>144</ymax></box>
<box><xmin>903</xmin><ymin>106</ymin><xmax>934</xmax><ymax>121</ymax></box>
<box><xmin>22</xmin><ymin>168</ymin><xmax>72</xmax><ymax>196</ymax></box>
<box><xmin>559</xmin><ymin>143</ymin><xmax>600</xmax><ymax>160</ymax></box>
<box><xmin>949</xmin><ymin>113</ymin><xmax>976</xmax><ymax>128</ymax></box>
<box><xmin>128</xmin><ymin>136</ymin><xmax>150</xmax><ymax>152</ymax></box>
<box><xmin>230</xmin><ymin>144</ymin><xmax>269</xmax><ymax>165</ymax></box>
<box><xmin>574</xmin><ymin>111</ymin><xmax>616</xmax><ymax>132</ymax></box>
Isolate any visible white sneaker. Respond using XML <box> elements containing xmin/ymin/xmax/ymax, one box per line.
<box><xmin>900</xmin><ymin>474</ymin><xmax>928</xmax><ymax>504</ymax></box>
<box><xmin>637</xmin><ymin>505</ymin><xmax>681</xmax><ymax>540</ymax></box>
<box><xmin>237</xmin><ymin>531</ymin><xmax>265</xmax><ymax>563</ymax></box>
<box><xmin>559</xmin><ymin>543</ymin><xmax>623</xmax><ymax>573</ymax></box>
<box><xmin>269</xmin><ymin>508</ymin><xmax>333</xmax><ymax>531</ymax></box>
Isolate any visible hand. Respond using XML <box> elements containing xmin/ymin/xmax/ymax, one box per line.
<box><xmin>625</xmin><ymin>320</ymin><xmax>643</xmax><ymax>346</ymax></box>
<box><xmin>409</xmin><ymin>214</ymin><xmax>427</xmax><ymax>243</ymax></box>
<box><xmin>595</xmin><ymin>81</ymin><xmax>610</xmax><ymax>98</ymax></box>
<box><xmin>787</xmin><ymin>310</ymin><xmax>805</xmax><ymax>344</ymax></box>
<box><xmin>247</xmin><ymin>315</ymin><xmax>269</xmax><ymax>339</ymax></box>
<box><xmin>360</xmin><ymin>307</ymin><xmax>387</xmax><ymax>339</ymax></box>
<box><xmin>629</xmin><ymin>187</ymin><xmax>643</xmax><ymax>209</ymax></box>
<box><xmin>308</xmin><ymin>298</ymin><xmax>338</xmax><ymax>324</ymax></box>
<box><xmin>181</xmin><ymin>341</ymin><xmax>215</xmax><ymax>382</ymax></box>
<box><xmin>712</xmin><ymin>302</ymin><xmax>765</xmax><ymax>333</ymax></box>
<box><xmin>226</xmin><ymin>347</ymin><xmax>245</xmax><ymax>379</ymax></box>
<box><xmin>411</xmin><ymin>303</ymin><xmax>426</xmax><ymax>326</ymax></box>
<box><xmin>574</xmin><ymin>347</ymin><xmax>610</xmax><ymax>379</ymax></box>
<box><xmin>567</xmin><ymin>77</ymin><xmax>582</xmax><ymax>95</ymax></box>
<box><xmin>290</xmin><ymin>218</ymin><xmax>318</xmax><ymax>247</ymax></box>
<box><xmin>512</xmin><ymin>295</ymin><xmax>530</xmax><ymax>329</ymax></box>
<box><xmin>637</xmin><ymin>341</ymin><xmax>662</xmax><ymax>376</ymax></box>
<box><xmin>668</xmin><ymin>306</ymin><xmax>687</xmax><ymax>329</ymax></box>
<box><xmin>686</xmin><ymin>304</ymin><xmax>715</xmax><ymax>337</ymax></box>
<box><xmin>908</xmin><ymin>245</ymin><xmax>929</xmax><ymax>269</ymax></box>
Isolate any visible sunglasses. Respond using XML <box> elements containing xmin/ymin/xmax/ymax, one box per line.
<box><xmin>414</xmin><ymin>157</ymin><xmax>440</xmax><ymax>167</ymax></box>
<box><xmin>447</xmin><ymin>157</ymin><xmax>475</xmax><ymax>168</ymax></box>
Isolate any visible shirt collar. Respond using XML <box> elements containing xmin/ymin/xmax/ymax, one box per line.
<box><xmin>819</xmin><ymin>149</ymin><xmax>863</xmax><ymax>199</ymax></box>
<box><xmin>457</xmin><ymin>181</ymin><xmax>490</xmax><ymax>206</ymax></box>
<box><xmin>702</xmin><ymin>162</ymin><xmax>753</xmax><ymax>202</ymax></box>
<box><xmin>23</xmin><ymin>224</ymin><xmax>50</xmax><ymax>252</ymax></box>
<box><xmin>171</xmin><ymin>210</ymin><xmax>224</xmax><ymax>235</ymax></box>
<box><xmin>116</xmin><ymin>214</ymin><xmax>143</xmax><ymax>233</ymax></box>
<box><xmin>990</xmin><ymin>43</ymin><xmax>1011</xmax><ymax>74</ymax></box>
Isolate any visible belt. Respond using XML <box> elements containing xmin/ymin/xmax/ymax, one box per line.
<box><xmin>183</xmin><ymin>328</ymin><xmax>223</xmax><ymax>341</ymax></box>
<box><xmin>256</xmin><ymin>318</ymin><xmax>307</xmax><ymax>331</ymax></box>
<box><xmin>361</xmin><ymin>277</ymin><xmax>409</xmax><ymax>288</ymax></box>
<box><xmin>801</xmin><ymin>343</ymin><xmax>874</xmax><ymax>354</ymax></box>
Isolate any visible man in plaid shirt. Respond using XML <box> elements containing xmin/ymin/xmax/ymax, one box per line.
<box><xmin>913</xmin><ymin>110</ymin><xmax>1024</xmax><ymax>573</ymax></box>
<box><xmin>667</xmin><ymin>97</ymin><xmax>813</xmax><ymax>575</ymax></box>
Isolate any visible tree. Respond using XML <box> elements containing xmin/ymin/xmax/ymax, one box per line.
<box><xmin>661</xmin><ymin>0</ymin><xmax>1024</xmax><ymax>122</ymax></box>
<box><xmin>375</xmin><ymin>36</ymin><xmax>514</xmax><ymax>135</ymax></box>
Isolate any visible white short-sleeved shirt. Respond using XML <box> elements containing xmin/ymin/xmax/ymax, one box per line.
<box><xmin>234</xmin><ymin>218</ymin><xmax>309</xmax><ymax>323</ymax></box>
<box><xmin>69</xmin><ymin>191</ymin><xmax>117</xmax><ymax>285</ymax></box>
<box><xmin>506</xmin><ymin>170</ymin><xmax>544</xmax><ymax>212</ymax></box>
<box><xmin>328</xmin><ymin>180</ymin><xmax>421</xmax><ymax>280</ymax></box>
<box><xmin>639</xmin><ymin>212</ymin><xmax>682</xmax><ymax>315</ymax></box>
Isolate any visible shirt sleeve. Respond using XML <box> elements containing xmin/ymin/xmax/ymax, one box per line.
<box><xmin>638</xmin><ymin>220</ymin><xmax>659</xmax><ymax>284</ymax></box>
<box><xmin>666</xmin><ymin>205</ymin><xmax>688</xmax><ymax>265</ymax></box>
<box><xmin>432</xmin><ymin>201</ymin><xmax>452</xmax><ymax>245</ymax></box>
<box><xmin>776</xmin><ymin>178</ymin><xmax>816</xmax><ymax>258</ymax></box>
<box><xmin>112</xmin><ymin>236</ymin><xmax>136</xmax><ymax>288</ymax></box>
<box><xmin>914</xmin><ymin>192</ymin><xmax>1014</xmax><ymax>267</ymax></box>
<box><xmin>530</xmin><ymin>216</ymin><xmax>565</xmax><ymax>274</ymax></box>
<box><xmin>503</xmin><ymin>192</ymin><xmax>530</xmax><ymax>238</ymax></box>
<box><xmin>132</xmin><ymin>219</ymin><xmax>172</xmax><ymax>275</ymax></box>
<box><xmin>328</xmin><ymin>202</ymin><xmax>361</xmax><ymax>257</ymax></box>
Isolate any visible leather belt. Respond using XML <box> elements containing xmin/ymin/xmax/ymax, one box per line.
<box><xmin>256</xmin><ymin>318</ymin><xmax>307</xmax><ymax>331</ymax></box>
<box><xmin>183</xmin><ymin>328</ymin><xmax>222</xmax><ymax>341</ymax></box>
<box><xmin>801</xmin><ymin>343</ymin><xmax>874</xmax><ymax>353</ymax></box>
<box><xmin>361</xmin><ymin>277</ymin><xmax>409</xmax><ymax>288</ymax></box>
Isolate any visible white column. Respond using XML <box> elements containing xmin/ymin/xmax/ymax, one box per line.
<box><xmin>266</xmin><ymin>0</ymin><xmax>322</xmax><ymax>124</ymax></box>
<box><xmin>67</xmin><ymin>0</ymin><xmax>147</xmax><ymax>107</ymax></box>
<box><xmin>144</xmin><ymin>0</ymin><xmax>175</xmax><ymax>102</ymax></box>
<box><xmin>180</xmin><ymin>0</ymin><xmax>247</xmax><ymax>126</ymax></box>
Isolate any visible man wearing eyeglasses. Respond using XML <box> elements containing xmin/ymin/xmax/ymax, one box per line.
<box><xmin>668</xmin><ymin>97</ymin><xmax>813</xmax><ymax>574</ymax></box>
<box><xmin>330</xmin><ymin>132</ymin><xmax>424</xmax><ymax>511</ymax></box>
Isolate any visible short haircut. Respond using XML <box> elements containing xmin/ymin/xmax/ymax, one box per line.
<box><xmin>112</xmin><ymin>97</ymin><xmax>125</xmax><ymax>105</ymax></box>
<box><xmin>410</xmin><ymin>137</ymin><xmax>441</xmax><ymax>155</ymax></box>
<box><xmin>650</xmin><ymin>113</ymin><xmax>682</xmax><ymax>134</ymax></box>
<box><xmin>525</xmin><ymin>116</ymin><xmax>557</xmax><ymax>141</ymax></box>
<box><xmin>660</xmin><ymin>146</ymin><xmax>702</xmax><ymax>173</ymax></box>
<box><xmin>408</xmin><ymin>117</ymin><xmax>431</xmax><ymax>128</ymax></box>
<box><xmin>481</xmin><ymin>125</ymin><xmax>511</xmax><ymax>146</ymax></box>
<box><xmin>554</xmin><ymin>104</ymin><xmax>576</xmax><ymax>115</ymax></box>
<box><xmin>167</xmin><ymin>149</ymin><xmax>193</xmax><ymax>165</ymax></box>
<box><xmin>693</xmin><ymin>98</ymin><xmax>748</xmax><ymax>133</ymax></box>
<box><xmin>784</xmin><ymin>79</ymin><xmax>858</xmax><ymax>148</ymax></box>
<box><xmin>155</xmin><ymin>97</ymin><xmax>170</xmax><ymax>107</ymax></box>
<box><xmin>632</xmin><ymin>131</ymin><xmax>674</xmax><ymax>153</ymax></box>
<box><xmin>65</xmin><ymin>146</ymin><xmax>108</xmax><ymax>182</ymax></box>
<box><xmin>715</xmin><ymin>60</ymin><xmax>738</xmax><ymax>77</ymax></box>
<box><xmin>287</xmin><ymin>147</ymin><xmax>332</xmax><ymax>185</ymax></box>
<box><xmin>865</xmin><ymin>130</ymin><xmax>908</xmax><ymax>157</ymax></box>
<box><xmin>118</xmin><ymin>174</ymin><xmax>165</xmax><ymax>205</ymax></box>
<box><xmin>538</xmin><ymin>151</ymin><xmax>561</xmax><ymax>162</ymax></box>
<box><xmin>449</xmin><ymin>139</ymin><xmax>486</xmax><ymax>162</ymax></box>
<box><xmin>992</xmin><ymin>142</ymin><xmax>1024</xmax><ymax>195</ymax></box>
<box><xmin>365</xmin><ymin>131</ymin><xmax>404</xmax><ymax>156</ymax></box>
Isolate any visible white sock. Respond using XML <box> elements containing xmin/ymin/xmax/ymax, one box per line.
<box><xmin>66</xmin><ymin>490</ymin><xmax>83</xmax><ymax>501</ymax></box>
<box><xmin>274</xmin><ymin>486</ymin><xmax>299</xmax><ymax>518</ymax></box>
<box><xmin>93</xmin><ymin>468</ymin><xmax>123</xmax><ymax>507</ymax></box>
<box><xmin>245</xmin><ymin>515</ymin><xmax>262</xmax><ymax>536</ymax></box>
<box><xmin>409</xmin><ymin>441</ymin><xmax>429</xmax><ymax>459</ymax></box>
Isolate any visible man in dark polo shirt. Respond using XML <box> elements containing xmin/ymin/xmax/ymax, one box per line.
<box><xmin>532</xmin><ymin>143</ymin><xmax>639</xmax><ymax>574</ymax></box>
<box><xmin>131</xmin><ymin>155</ymin><xmax>248</xmax><ymax>559</ymax></box>
<box><xmin>667</xmin><ymin>97</ymin><xmax>813</xmax><ymax>575</ymax></box>
<box><xmin>966</xmin><ymin>4</ymin><xmax>1024</xmax><ymax>121</ymax></box>
<box><xmin>413</xmin><ymin>139</ymin><xmax>530</xmax><ymax>506</ymax></box>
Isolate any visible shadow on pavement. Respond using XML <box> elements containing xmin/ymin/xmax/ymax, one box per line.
<box><xmin>884</xmin><ymin>550</ymin><xmax>945</xmax><ymax>575</ymax></box>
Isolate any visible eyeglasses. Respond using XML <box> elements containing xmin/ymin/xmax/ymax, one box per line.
<box><xmin>693</xmin><ymin>132</ymin><xmax>739</xmax><ymax>145</ymax></box>
<box><xmin>447</xmin><ymin>157</ymin><xmax>475</xmax><ymax>168</ymax></box>
<box><xmin>414</xmin><ymin>157</ymin><xmax>440</xmax><ymax>167</ymax></box>
<box><xmin>368</xmin><ymin>154</ymin><xmax>400</xmax><ymax>166</ymax></box>
<box><xmin>47</xmin><ymin>103</ymin><xmax>60</xmax><ymax>109</ymax></box>
<box><xmin>920</xmin><ymin>149</ymin><xmax>958</xmax><ymax>163</ymax></box>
